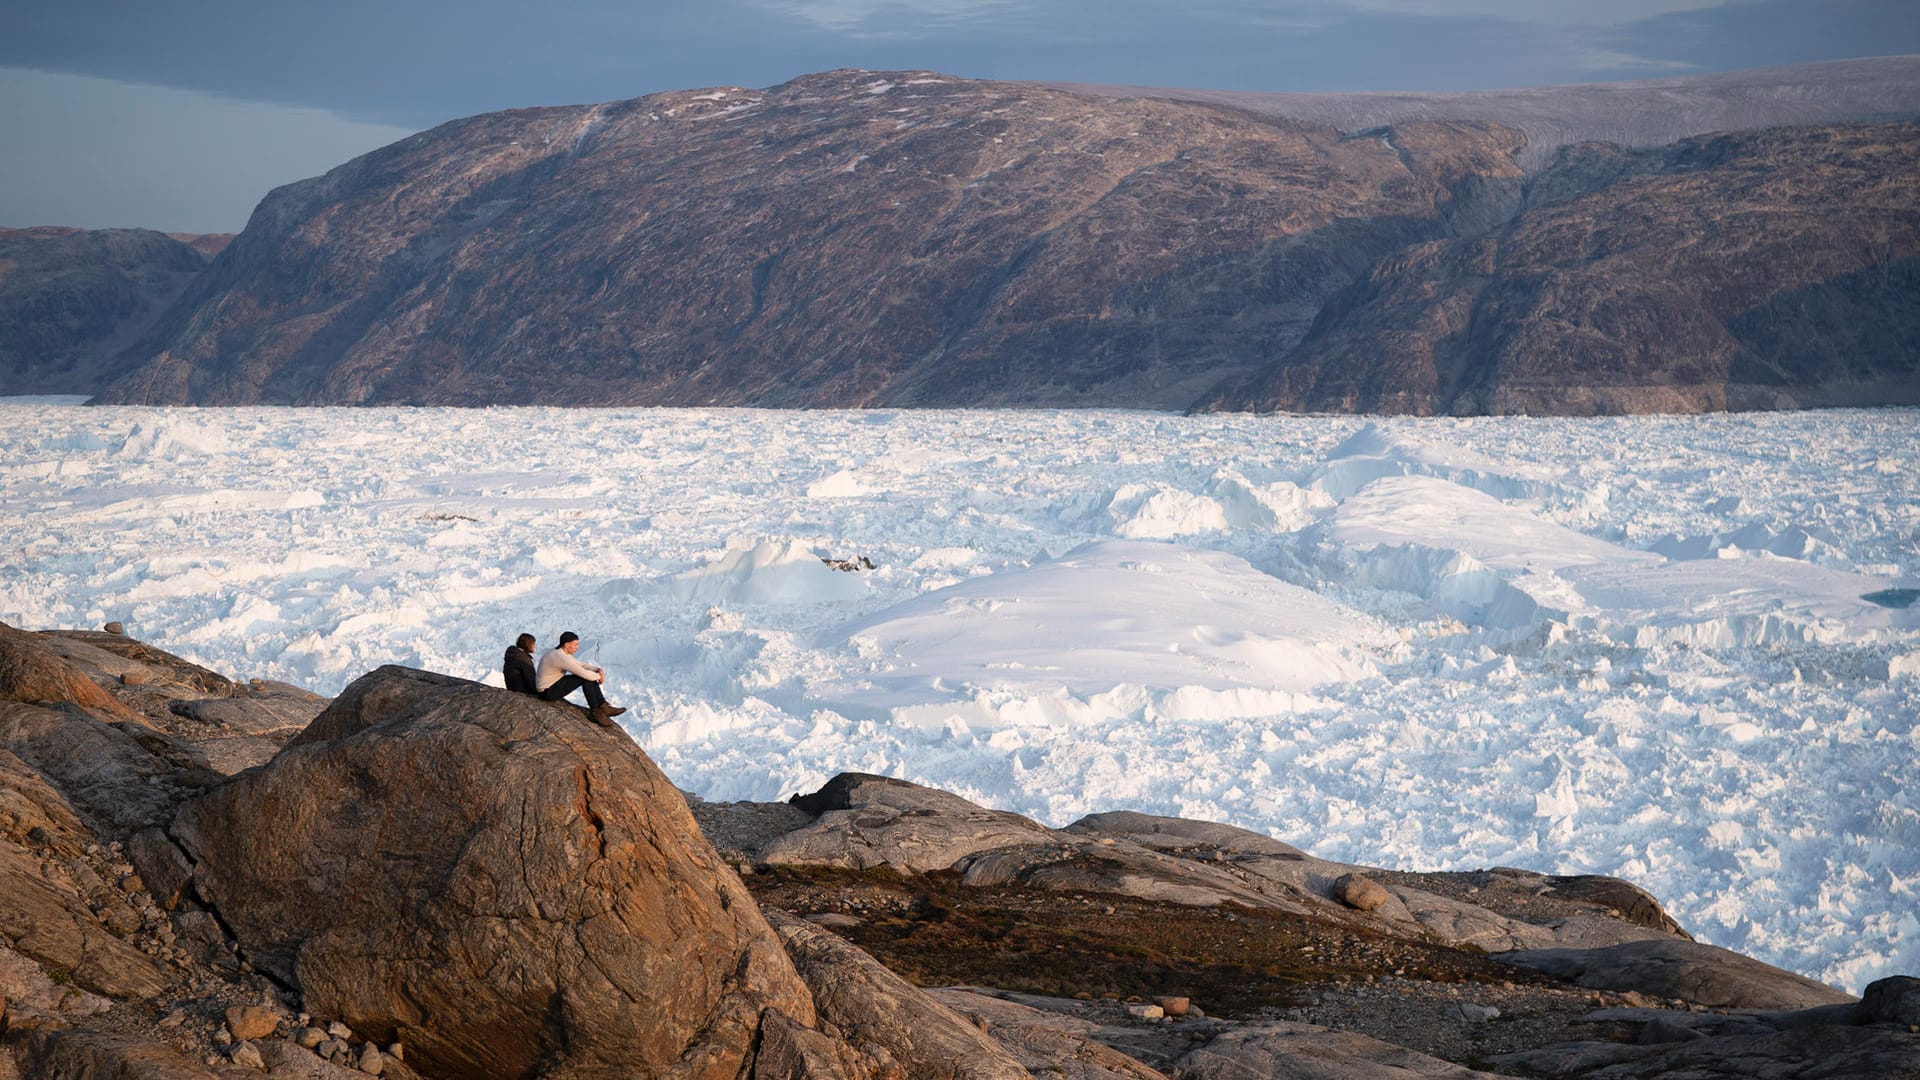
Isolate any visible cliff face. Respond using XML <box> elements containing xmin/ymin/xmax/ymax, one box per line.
<box><xmin>1205</xmin><ymin>123</ymin><xmax>1920</xmax><ymax>415</ymax></box>
<box><xmin>0</xmin><ymin>227</ymin><xmax>216</xmax><ymax>396</ymax></box>
<box><xmin>77</xmin><ymin>68</ymin><xmax>1920</xmax><ymax>413</ymax></box>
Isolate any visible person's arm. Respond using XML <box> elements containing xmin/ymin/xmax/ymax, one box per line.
<box><xmin>556</xmin><ymin>650</ymin><xmax>603</xmax><ymax>682</ymax></box>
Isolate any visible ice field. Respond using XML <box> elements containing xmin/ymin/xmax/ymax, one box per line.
<box><xmin>2</xmin><ymin>399</ymin><xmax>1916</xmax><ymax>992</ymax></box>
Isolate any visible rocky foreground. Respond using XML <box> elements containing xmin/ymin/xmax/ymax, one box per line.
<box><xmin>1</xmin><ymin>621</ymin><xmax>1915</xmax><ymax>1079</ymax></box>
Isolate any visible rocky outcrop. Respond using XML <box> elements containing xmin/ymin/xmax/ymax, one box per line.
<box><xmin>70</xmin><ymin>65</ymin><xmax>1920</xmax><ymax>415</ymax></box>
<box><xmin>1176</xmin><ymin>1023</ymin><xmax>1499</xmax><ymax>1079</ymax></box>
<box><xmin>767</xmin><ymin>910</ymin><xmax>1032</xmax><ymax>1079</ymax></box>
<box><xmin>761</xmin><ymin>771</ymin><xmax>1056</xmax><ymax>873</ymax></box>
<box><xmin>1489</xmin><ymin>992</ymin><xmax>1920</xmax><ymax>1078</ymax></box>
<box><xmin>0</xmin><ymin>227</ymin><xmax>215</xmax><ymax>397</ymax></box>
<box><xmin>1495</xmin><ymin>938</ymin><xmax>1856</xmax><ymax>1010</ymax></box>
<box><xmin>0</xmin><ymin>623</ymin><xmax>134</xmax><ymax>722</ymax></box>
<box><xmin>169</xmin><ymin>665</ymin><xmax>818</xmax><ymax>1079</ymax></box>
<box><xmin>13</xmin><ymin>1029</ymin><xmax>222</xmax><ymax>1079</ymax></box>
<box><xmin>923</xmin><ymin>989</ymin><xmax>1169</xmax><ymax>1080</ymax></box>
<box><xmin>2</xmin><ymin>625</ymin><xmax>1915</xmax><ymax>1080</ymax></box>
<box><xmin>751</xmin><ymin>776</ymin><xmax>1685</xmax><ymax>957</ymax></box>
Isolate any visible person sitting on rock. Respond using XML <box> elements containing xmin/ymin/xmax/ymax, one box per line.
<box><xmin>537</xmin><ymin>630</ymin><xmax>627</xmax><ymax>726</ymax></box>
<box><xmin>503</xmin><ymin>633</ymin><xmax>539</xmax><ymax>695</ymax></box>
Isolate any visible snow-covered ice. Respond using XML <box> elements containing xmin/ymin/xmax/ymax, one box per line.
<box><xmin>2</xmin><ymin>402</ymin><xmax>1915</xmax><ymax>993</ymax></box>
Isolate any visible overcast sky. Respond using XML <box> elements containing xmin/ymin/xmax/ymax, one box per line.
<box><xmin>2</xmin><ymin>0</ymin><xmax>1916</xmax><ymax>233</ymax></box>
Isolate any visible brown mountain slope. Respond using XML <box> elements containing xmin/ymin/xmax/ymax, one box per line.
<box><xmin>1201</xmin><ymin>122</ymin><xmax>1920</xmax><ymax>415</ymax></box>
<box><xmin>88</xmin><ymin>69</ymin><xmax>1920</xmax><ymax>413</ymax></box>
<box><xmin>93</xmin><ymin>70</ymin><xmax>1526</xmax><ymax>408</ymax></box>
<box><xmin>0</xmin><ymin>227</ymin><xmax>213</xmax><ymax>396</ymax></box>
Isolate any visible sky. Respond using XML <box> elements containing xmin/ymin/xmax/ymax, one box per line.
<box><xmin>1</xmin><ymin>0</ymin><xmax>1917</xmax><ymax>233</ymax></box>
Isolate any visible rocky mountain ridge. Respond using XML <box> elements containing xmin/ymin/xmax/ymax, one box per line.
<box><xmin>2</xmin><ymin>619</ymin><xmax>1916</xmax><ymax>1078</ymax></box>
<box><xmin>29</xmin><ymin>62</ymin><xmax>1913</xmax><ymax>414</ymax></box>
<box><xmin>1062</xmin><ymin>55</ymin><xmax>1920</xmax><ymax>170</ymax></box>
<box><xmin>0</xmin><ymin>228</ymin><xmax>227</xmax><ymax>397</ymax></box>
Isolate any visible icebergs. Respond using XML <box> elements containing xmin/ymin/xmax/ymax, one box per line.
<box><xmin>3</xmin><ymin>401</ymin><xmax>1915</xmax><ymax>994</ymax></box>
<box><xmin>1310</xmin><ymin>421</ymin><xmax>1568</xmax><ymax>502</ymax></box>
<box><xmin>818</xmin><ymin>539</ymin><xmax>1381</xmax><ymax>728</ymax></box>
<box><xmin>669</xmin><ymin>539</ymin><xmax>871</xmax><ymax>605</ymax></box>
<box><xmin>1326</xmin><ymin>475</ymin><xmax>1647</xmax><ymax>574</ymax></box>
<box><xmin>1320</xmin><ymin>473</ymin><xmax>1914</xmax><ymax>648</ymax></box>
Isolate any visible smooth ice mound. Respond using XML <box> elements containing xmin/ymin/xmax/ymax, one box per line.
<box><xmin>818</xmin><ymin>539</ymin><xmax>1382</xmax><ymax>728</ymax></box>
<box><xmin>1562</xmin><ymin>557</ymin><xmax>1919</xmax><ymax>647</ymax></box>
<box><xmin>668</xmin><ymin>539</ymin><xmax>871</xmax><ymax>605</ymax></box>
<box><xmin>1323</xmin><ymin>475</ymin><xmax>1913</xmax><ymax>647</ymax></box>
<box><xmin>1327</xmin><ymin>475</ymin><xmax>1651</xmax><ymax>573</ymax></box>
<box><xmin>1310</xmin><ymin>422</ymin><xmax>1568</xmax><ymax>502</ymax></box>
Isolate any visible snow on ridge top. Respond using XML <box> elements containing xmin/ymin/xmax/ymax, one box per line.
<box><xmin>827</xmin><ymin>539</ymin><xmax>1381</xmax><ymax>718</ymax></box>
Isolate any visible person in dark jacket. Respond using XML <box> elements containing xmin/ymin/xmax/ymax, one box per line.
<box><xmin>502</xmin><ymin>633</ymin><xmax>538</xmax><ymax>695</ymax></box>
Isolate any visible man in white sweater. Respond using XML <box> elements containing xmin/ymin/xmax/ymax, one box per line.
<box><xmin>537</xmin><ymin>630</ymin><xmax>627</xmax><ymax>726</ymax></box>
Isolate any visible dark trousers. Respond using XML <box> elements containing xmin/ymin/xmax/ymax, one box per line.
<box><xmin>540</xmin><ymin>674</ymin><xmax>606</xmax><ymax>708</ymax></box>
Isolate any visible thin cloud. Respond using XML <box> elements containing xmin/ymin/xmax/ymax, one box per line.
<box><xmin>757</xmin><ymin>0</ymin><xmax>1027</xmax><ymax>35</ymax></box>
<box><xmin>1332</xmin><ymin>0</ymin><xmax>1732</xmax><ymax>27</ymax></box>
<box><xmin>1568</xmin><ymin>48</ymin><xmax>1703</xmax><ymax>75</ymax></box>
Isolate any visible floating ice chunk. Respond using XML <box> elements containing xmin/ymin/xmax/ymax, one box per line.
<box><xmin>1651</xmin><ymin>522</ymin><xmax>1842</xmax><ymax>565</ymax></box>
<box><xmin>818</xmin><ymin>540</ymin><xmax>1380</xmax><ymax>726</ymax></box>
<box><xmin>1105</xmin><ymin>482</ymin><xmax>1229</xmax><ymax>538</ymax></box>
<box><xmin>113</xmin><ymin>420</ymin><xmax>230</xmax><ymax>459</ymax></box>
<box><xmin>669</xmin><ymin>539</ymin><xmax>870</xmax><ymax>605</ymax></box>
<box><xmin>806</xmin><ymin>469</ymin><xmax>873</xmax><ymax>498</ymax></box>
<box><xmin>1311</xmin><ymin>422</ymin><xmax>1566</xmax><ymax>501</ymax></box>
<box><xmin>1327</xmin><ymin>476</ymin><xmax>1654</xmax><ymax>574</ymax></box>
<box><xmin>1342</xmin><ymin>545</ymin><xmax>1546</xmax><ymax>630</ymax></box>
<box><xmin>1533</xmin><ymin>765</ymin><xmax>1579</xmax><ymax>820</ymax></box>
<box><xmin>1208</xmin><ymin>468</ymin><xmax>1332</xmax><ymax>531</ymax></box>
<box><xmin>1561</xmin><ymin>555</ymin><xmax>1914</xmax><ymax>648</ymax></box>
<box><xmin>911</xmin><ymin>547</ymin><xmax>978</xmax><ymax>569</ymax></box>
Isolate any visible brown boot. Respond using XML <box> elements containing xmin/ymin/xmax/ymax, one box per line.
<box><xmin>588</xmin><ymin>703</ymin><xmax>618</xmax><ymax>727</ymax></box>
<box><xmin>604</xmin><ymin>705</ymin><xmax>627</xmax><ymax>718</ymax></box>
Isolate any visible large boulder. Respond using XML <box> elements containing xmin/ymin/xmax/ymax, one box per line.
<box><xmin>0</xmin><ymin>624</ymin><xmax>132</xmax><ymax>722</ymax></box>
<box><xmin>170</xmin><ymin>666</ymin><xmax>818</xmax><ymax>1079</ymax></box>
